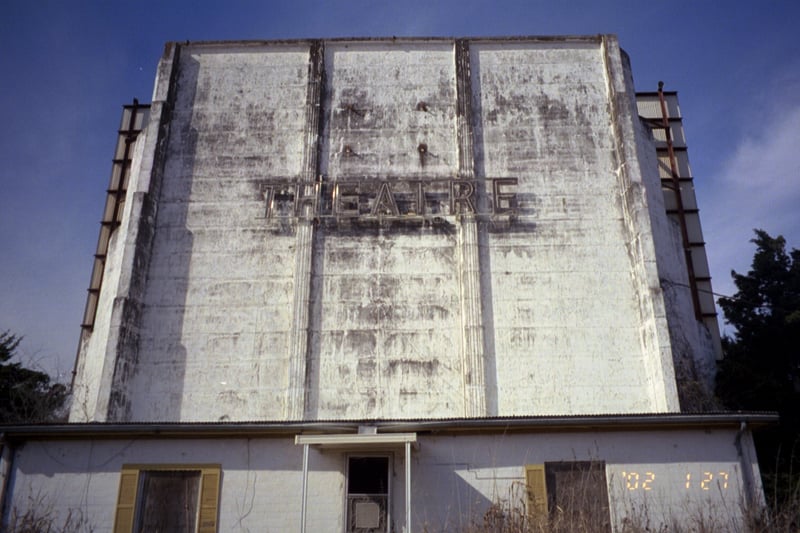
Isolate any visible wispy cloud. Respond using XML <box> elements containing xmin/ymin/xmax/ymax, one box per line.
<box><xmin>702</xmin><ymin>93</ymin><xmax>800</xmax><ymax>321</ymax></box>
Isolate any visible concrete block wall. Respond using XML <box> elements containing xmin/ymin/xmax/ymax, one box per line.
<box><xmin>3</xmin><ymin>428</ymin><xmax>761</xmax><ymax>532</ymax></box>
<box><xmin>71</xmin><ymin>36</ymin><xmax>686</xmax><ymax>423</ymax></box>
<box><xmin>5</xmin><ymin>438</ymin><xmax>306</xmax><ymax>532</ymax></box>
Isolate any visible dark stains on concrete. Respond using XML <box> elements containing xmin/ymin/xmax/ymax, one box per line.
<box><xmin>536</xmin><ymin>94</ymin><xmax>570</xmax><ymax>122</ymax></box>
<box><xmin>386</xmin><ymin>358</ymin><xmax>441</xmax><ymax>377</ymax></box>
<box><xmin>344</xmin><ymin>329</ymin><xmax>377</xmax><ymax>353</ymax></box>
<box><xmin>356</xmin><ymin>358</ymin><xmax>377</xmax><ymax>379</ymax></box>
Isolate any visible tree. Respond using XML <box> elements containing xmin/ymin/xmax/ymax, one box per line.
<box><xmin>0</xmin><ymin>330</ymin><xmax>67</xmax><ymax>423</ymax></box>
<box><xmin>716</xmin><ymin>230</ymin><xmax>800</xmax><ymax>505</ymax></box>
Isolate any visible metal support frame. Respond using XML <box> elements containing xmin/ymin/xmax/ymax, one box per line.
<box><xmin>80</xmin><ymin>98</ymin><xmax>149</xmax><ymax>331</ymax></box>
<box><xmin>405</xmin><ymin>441</ymin><xmax>411</xmax><ymax>532</ymax></box>
<box><xmin>301</xmin><ymin>443</ymin><xmax>309</xmax><ymax>533</ymax></box>
<box><xmin>657</xmin><ymin>82</ymin><xmax>702</xmax><ymax>321</ymax></box>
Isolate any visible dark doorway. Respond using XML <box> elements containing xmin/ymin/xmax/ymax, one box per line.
<box><xmin>346</xmin><ymin>456</ymin><xmax>389</xmax><ymax>533</ymax></box>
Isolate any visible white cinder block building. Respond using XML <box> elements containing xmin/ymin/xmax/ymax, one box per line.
<box><xmin>0</xmin><ymin>36</ymin><xmax>773</xmax><ymax>532</ymax></box>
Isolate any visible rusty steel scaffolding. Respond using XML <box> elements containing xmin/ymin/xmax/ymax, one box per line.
<box><xmin>80</xmin><ymin>99</ymin><xmax>150</xmax><ymax>331</ymax></box>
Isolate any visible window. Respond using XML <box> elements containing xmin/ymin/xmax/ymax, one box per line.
<box><xmin>346</xmin><ymin>456</ymin><xmax>390</xmax><ymax>533</ymax></box>
<box><xmin>526</xmin><ymin>461</ymin><xmax>610</xmax><ymax>532</ymax></box>
<box><xmin>113</xmin><ymin>464</ymin><xmax>220</xmax><ymax>533</ymax></box>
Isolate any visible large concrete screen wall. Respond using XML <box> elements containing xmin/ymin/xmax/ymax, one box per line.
<box><xmin>71</xmin><ymin>37</ymin><xmax>683</xmax><ymax>423</ymax></box>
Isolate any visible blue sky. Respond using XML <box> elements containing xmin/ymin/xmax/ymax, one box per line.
<box><xmin>1</xmin><ymin>0</ymin><xmax>798</xmax><ymax>379</ymax></box>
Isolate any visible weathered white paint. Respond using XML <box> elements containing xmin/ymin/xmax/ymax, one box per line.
<box><xmin>69</xmin><ymin>36</ymin><xmax>714</xmax><ymax>424</ymax></box>
<box><xmin>4</xmin><ymin>427</ymin><xmax>761</xmax><ymax>532</ymax></box>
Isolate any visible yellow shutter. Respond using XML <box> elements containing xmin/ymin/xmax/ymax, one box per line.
<box><xmin>197</xmin><ymin>467</ymin><xmax>221</xmax><ymax>533</ymax></box>
<box><xmin>113</xmin><ymin>468</ymin><xmax>140</xmax><ymax>533</ymax></box>
<box><xmin>525</xmin><ymin>464</ymin><xmax>548</xmax><ymax>516</ymax></box>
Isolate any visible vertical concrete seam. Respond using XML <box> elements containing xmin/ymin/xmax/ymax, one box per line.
<box><xmin>287</xmin><ymin>40</ymin><xmax>325</xmax><ymax>420</ymax></box>
<box><xmin>454</xmin><ymin>39</ymin><xmax>487</xmax><ymax>417</ymax></box>
<box><xmin>455</xmin><ymin>39</ymin><xmax>475</xmax><ymax>180</ymax></box>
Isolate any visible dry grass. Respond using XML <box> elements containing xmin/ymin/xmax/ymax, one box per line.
<box><xmin>6</xmin><ymin>508</ymin><xmax>92</xmax><ymax>533</ymax></box>
<box><xmin>444</xmin><ymin>475</ymin><xmax>800</xmax><ymax>533</ymax></box>
<box><xmin>7</xmin><ymin>472</ymin><xmax>798</xmax><ymax>532</ymax></box>
<box><xmin>5</xmin><ymin>492</ymin><xmax>93</xmax><ymax>533</ymax></box>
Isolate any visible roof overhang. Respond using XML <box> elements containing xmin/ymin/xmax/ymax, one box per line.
<box><xmin>295</xmin><ymin>432</ymin><xmax>418</xmax><ymax>450</ymax></box>
<box><xmin>0</xmin><ymin>412</ymin><xmax>778</xmax><ymax>442</ymax></box>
